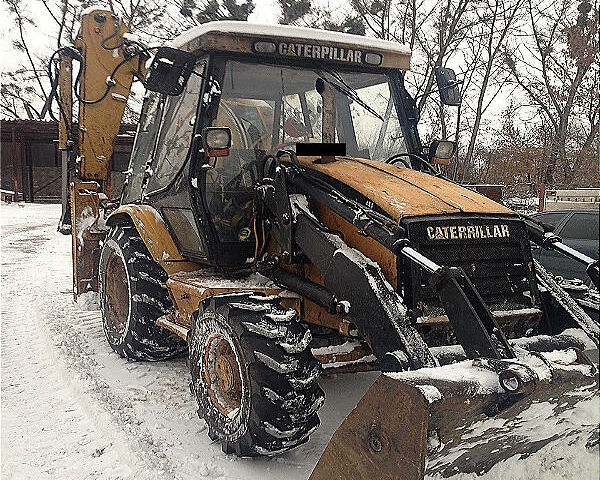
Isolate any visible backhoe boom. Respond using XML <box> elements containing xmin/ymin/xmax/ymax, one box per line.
<box><xmin>55</xmin><ymin>9</ymin><xmax>147</xmax><ymax>296</ymax></box>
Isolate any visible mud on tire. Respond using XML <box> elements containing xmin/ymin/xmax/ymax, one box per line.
<box><xmin>188</xmin><ymin>292</ymin><xmax>324</xmax><ymax>456</ymax></box>
<box><xmin>99</xmin><ymin>225</ymin><xmax>186</xmax><ymax>360</ymax></box>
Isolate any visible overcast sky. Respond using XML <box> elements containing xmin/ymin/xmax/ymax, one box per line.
<box><xmin>0</xmin><ymin>0</ymin><xmax>532</xmax><ymax>137</ymax></box>
<box><xmin>0</xmin><ymin>0</ymin><xmax>282</xmax><ymax>71</ymax></box>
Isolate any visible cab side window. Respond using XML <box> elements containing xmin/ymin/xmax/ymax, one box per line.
<box><xmin>122</xmin><ymin>92</ymin><xmax>163</xmax><ymax>203</ymax></box>
<box><xmin>146</xmin><ymin>61</ymin><xmax>206</xmax><ymax>193</ymax></box>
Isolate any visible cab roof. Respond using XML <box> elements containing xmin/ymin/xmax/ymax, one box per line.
<box><xmin>170</xmin><ymin>21</ymin><xmax>411</xmax><ymax>70</ymax></box>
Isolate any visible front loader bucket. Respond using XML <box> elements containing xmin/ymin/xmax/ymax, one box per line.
<box><xmin>310</xmin><ymin>347</ymin><xmax>598</xmax><ymax>480</ymax></box>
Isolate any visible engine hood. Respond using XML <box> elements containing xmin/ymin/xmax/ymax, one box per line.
<box><xmin>297</xmin><ymin>156</ymin><xmax>515</xmax><ymax>220</ymax></box>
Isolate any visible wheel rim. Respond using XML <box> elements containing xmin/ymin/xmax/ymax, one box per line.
<box><xmin>203</xmin><ymin>334</ymin><xmax>243</xmax><ymax>416</ymax></box>
<box><xmin>104</xmin><ymin>250</ymin><xmax>130</xmax><ymax>342</ymax></box>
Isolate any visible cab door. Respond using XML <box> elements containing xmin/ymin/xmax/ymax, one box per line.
<box><xmin>143</xmin><ymin>59</ymin><xmax>211</xmax><ymax>262</ymax></box>
<box><xmin>196</xmin><ymin>58</ymin><xmax>275</xmax><ymax>267</ymax></box>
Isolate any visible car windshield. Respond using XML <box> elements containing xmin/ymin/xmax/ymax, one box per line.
<box><xmin>215</xmin><ymin>59</ymin><xmax>407</xmax><ymax>162</ymax></box>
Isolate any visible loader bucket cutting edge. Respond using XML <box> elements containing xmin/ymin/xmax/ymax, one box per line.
<box><xmin>309</xmin><ymin>347</ymin><xmax>598</xmax><ymax>480</ymax></box>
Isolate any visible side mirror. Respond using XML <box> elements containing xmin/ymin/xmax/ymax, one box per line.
<box><xmin>434</xmin><ymin>67</ymin><xmax>462</xmax><ymax>106</ymax></box>
<box><xmin>429</xmin><ymin>139</ymin><xmax>456</xmax><ymax>165</ymax></box>
<box><xmin>145</xmin><ymin>46</ymin><xmax>196</xmax><ymax>96</ymax></box>
<box><xmin>202</xmin><ymin>127</ymin><xmax>231</xmax><ymax>157</ymax></box>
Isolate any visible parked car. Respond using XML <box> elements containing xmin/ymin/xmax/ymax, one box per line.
<box><xmin>530</xmin><ymin>209</ymin><xmax>599</xmax><ymax>283</ymax></box>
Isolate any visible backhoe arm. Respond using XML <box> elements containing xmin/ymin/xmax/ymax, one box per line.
<box><xmin>56</xmin><ymin>8</ymin><xmax>147</xmax><ymax>296</ymax></box>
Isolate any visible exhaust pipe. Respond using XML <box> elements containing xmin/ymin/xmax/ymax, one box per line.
<box><xmin>316</xmin><ymin>78</ymin><xmax>336</xmax><ymax>163</ymax></box>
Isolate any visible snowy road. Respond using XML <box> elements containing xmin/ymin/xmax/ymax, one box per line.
<box><xmin>1</xmin><ymin>203</ymin><xmax>599</xmax><ymax>480</ymax></box>
<box><xmin>0</xmin><ymin>203</ymin><xmax>377</xmax><ymax>480</ymax></box>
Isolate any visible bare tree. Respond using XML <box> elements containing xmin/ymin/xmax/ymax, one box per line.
<box><xmin>505</xmin><ymin>0</ymin><xmax>598</xmax><ymax>187</ymax></box>
<box><xmin>350</xmin><ymin>0</ymin><xmax>393</xmax><ymax>39</ymax></box>
<box><xmin>460</xmin><ymin>0</ymin><xmax>524</xmax><ymax>181</ymax></box>
<box><xmin>278</xmin><ymin>0</ymin><xmax>364</xmax><ymax>33</ymax></box>
<box><xmin>178</xmin><ymin>0</ymin><xmax>254</xmax><ymax>26</ymax></box>
<box><xmin>1</xmin><ymin>0</ymin><xmax>256</xmax><ymax>120</ymax></box>
<box><xmin>3</xmin><ymin>0</ymin><xmax>51</xmax><ymax>118</ymax></box>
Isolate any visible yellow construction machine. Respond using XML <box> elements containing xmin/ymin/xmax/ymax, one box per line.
<box><xmin>51</xmin><ymin>8</ymin><xmax>599</xmax><ymax>479</ymax></box>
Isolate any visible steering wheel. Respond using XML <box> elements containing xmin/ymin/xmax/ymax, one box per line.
<box><xmin>385</xmin><ymin>153</ymin><xmax>441</xmax><ymax>176</ymax></box>
<box><xmin>385</xmin><ymin>154</ymin><xmax>411</xmax><ymax>168</ymax></box>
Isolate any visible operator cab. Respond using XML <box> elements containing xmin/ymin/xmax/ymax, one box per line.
<box><xmin>121</xmin><ymin>22</ymin><xmax>451</xmax><ymax>268</ymax></box>
<box><xmin>204</xmin><ymin>58</ymin><xmax>413</xmax><ymax>250</ymax></box>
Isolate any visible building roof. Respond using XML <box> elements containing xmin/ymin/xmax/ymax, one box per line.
<box><xmin>0</xmin><ymin>120</ymin><xmax>136</xmax><ymax>145</ymax></box>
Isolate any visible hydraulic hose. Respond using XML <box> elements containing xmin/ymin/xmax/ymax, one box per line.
<box><xmin>46</xmin><ymin>46</ymin><xmax>81</xmax><ymax>140</ymax></box>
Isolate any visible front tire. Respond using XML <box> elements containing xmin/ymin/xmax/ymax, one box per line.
<box><xmin>188</xmin><ymin>293</ymin><xmax>324</xmax><ymax>456</ymax></box>
<box><xmin>99</xmin><ymin>225</ymin><xmax>185</xmax><ymax>360</ymax></box>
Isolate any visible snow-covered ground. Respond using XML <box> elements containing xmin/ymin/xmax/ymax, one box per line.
<box><xmin>1</xmin><ymin>202</ymin><xmax>598</xmax><ymax>480</ymax></box>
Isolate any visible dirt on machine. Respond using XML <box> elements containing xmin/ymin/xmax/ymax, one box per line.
<box><xmin>49</xmin><ymin>9</ymin><xmax>600</xmax><ymax>479</ymax></box>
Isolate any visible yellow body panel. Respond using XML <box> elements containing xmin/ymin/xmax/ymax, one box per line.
<box><xmin>107</xmin><ymin>205</ymin><xmax>198</xmax><ymax>275</ymax></box>
<box><xmin>296</xmin><ymin>156</ymin><xmax>515</xmax><ymax>220</ymax></box>
<box><xmin>166</xmin><ymin>270</ymin><xmax>301</xmax><ymax>327</ymax></box>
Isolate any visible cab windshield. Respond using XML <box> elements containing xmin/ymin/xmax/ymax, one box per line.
<box><xmin>216</xmin><ymin>60</ymin><xmax>407</xmax><ymax>160</ymax></box>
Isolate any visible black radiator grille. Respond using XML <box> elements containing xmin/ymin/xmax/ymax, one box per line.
<box><xmin>403</xmin><ymin>216</ymin><xmax>538</xmax><ymax>316</ymax></box>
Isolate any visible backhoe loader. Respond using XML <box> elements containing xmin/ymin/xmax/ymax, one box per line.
<box><xmin>52</xmin><ymin>8</ymin><xmax>599</xmax><ymax>479</ymax></box>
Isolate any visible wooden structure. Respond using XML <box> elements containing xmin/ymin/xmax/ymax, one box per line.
<box><xmin>0</xmin><ymin>119</ymin><xmax>135</xmax><ymax>202</ymax></box>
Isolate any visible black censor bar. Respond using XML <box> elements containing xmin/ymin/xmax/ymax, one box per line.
<box><xmin>296</xmin><ymin>143</ymin><xmax>346</xmax><ymax>157</ymax></box>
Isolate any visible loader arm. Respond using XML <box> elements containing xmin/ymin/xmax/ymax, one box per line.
<box><xmin>292</xmin><ymin>211</ymin><xmax>436</xmax><ymax>370</ymax></box>
<box><xmin>262</xmin><ymin>162</ymin><xmax>517</xmax><ymax>366</ymax></box>
<box><xmin>290</xmin><ymin>208</ymin><xmax>517</xmax><ymax>367</ymax></box>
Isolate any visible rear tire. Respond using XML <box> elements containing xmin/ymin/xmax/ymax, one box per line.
<box><xmin>188</xmin><ymin>292</ymin><xmax>324</xmax><ymax>456</ymax></box>
<box><xmin>99</xmin><ymin>225</ymin><xmax>186</xmax><ymax>360</ymax></box>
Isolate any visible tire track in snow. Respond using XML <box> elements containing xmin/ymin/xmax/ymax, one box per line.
<box><xmin>1</xmin><ymin>205</ymin><xmax>177</xmax><ymax>479</ymax></box>
<box><xmin>1</xmin><ymin>284</ymin><xmax>141</xmax><ymax>479</ymax></box>
<box><xmin>0</xmin><ymin>204</ymin><xmax>378</xmax><ymax>480</ymax></box>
